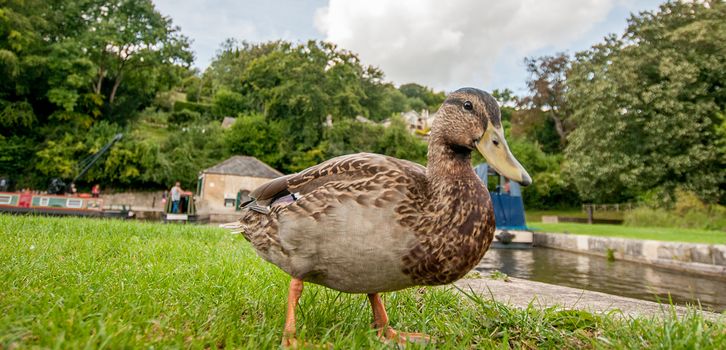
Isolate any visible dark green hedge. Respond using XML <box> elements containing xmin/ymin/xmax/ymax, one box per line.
<box><xmin>173</xmin><ymin>101</ymin><xmax>212</xmax><ymax>116</ymax></box>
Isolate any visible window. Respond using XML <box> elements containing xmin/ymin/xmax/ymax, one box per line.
<box><xmin>67</xmin><ymin>199</ymin><xmax>83</xmax><ymax>208</ymax></box>
<box><xmin>197</xmin><ymin>176</ymin><xmax>204</xmax><ymax>198</ymax></box>
<box><xmin>224</xmin><ymin>198</ymin><xmax>236</xmax><ymax>208</ymax></box>
<box><xmin>0</xmin><ymin>195</ymin><xmax>11</xmax><ymax>205</ymax></box>
<box><xmin>39</xmin><ymin>197</ymin><xmax>50</xmax><ymax>206</ymax></box>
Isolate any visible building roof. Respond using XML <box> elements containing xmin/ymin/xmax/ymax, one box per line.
<box><xmin>202</xmin><ymin>156</ymin><xmax>283</xmax><ymax>178</ymax></box>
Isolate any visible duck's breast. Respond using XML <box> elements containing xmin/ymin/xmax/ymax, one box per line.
<box><xmin>276</xmin><ymin>192</ymin><xmax>418</xmax><ymax>294</ymax></box>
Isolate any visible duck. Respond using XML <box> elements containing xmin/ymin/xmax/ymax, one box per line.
<box><xmin>235</xmin><ymin>87</ymin><xmax>531</xmax><ymax>347</ymax></box>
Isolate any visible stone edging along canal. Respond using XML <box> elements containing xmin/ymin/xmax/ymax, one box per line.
<box><xmin>533</xmin><ymin>232</ymin><xmax>726</xmax><ymax>278</ymax></box>
<box><xmin>454</xmin><ymin>277</ymin><xmax>724</xmax><ymax>321</ymax></box>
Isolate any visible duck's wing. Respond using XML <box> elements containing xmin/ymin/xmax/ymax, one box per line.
<box><xmin>239</xmin><ymin>152</ymin><xmax>428</xmax><ymax>283</ymax></box>
<box><xmin>246</xmin><ymin>153</ymin><xmax>426</xmax><ymax>213</ymax></box>
<box><xmin>290</xmin><ymin>153</ymin><xmax>425</xmax><ymax>193</ymax></box>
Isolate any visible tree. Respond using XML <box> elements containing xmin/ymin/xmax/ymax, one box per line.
<box><xmin>212</xmin><ymin>88</ymin><xmax>249</xmax><ymax>117</ymax></box>
<box><xmin>521</xmin><ymin>53</ymin><xmax>572</xmax><ymax>146</ymax></box>
<box><xmin>78</xmin><ymin>0</ymin><xmax>193</xmax><ymax>115</ymax></box>
<box><xmin>324</xmin><ymin>118</ymin><xmax>384</xmax><ymax>157</ymax></box>
<box><xmin>204</xmin><ymin>39</ymin><xmax>281</xmax><ymax>94</ymax></box>
<box><xmin>375</xmin><ymin>116</ymin><xmax>428</xmax><ymax>165</ymax></box>
<box><xmin>224</xmin><ymin>114</ymin><xmax>284</xmax><ymax>169</ymax></box>
<box><xmin>398</xmin><ymin>83</ymin><xmax>445</xmax><ymax>112</ymax></box>
<box><xmin>565</xmin><ymin>0</ymin><xmax>726</xmax><ymax>204</ymax></box>
<box><xmin>492</xmin><ymin>88</ymin><xmax>517</xmax><ymax>107</ymax></box>
<box><xmin>0</xmin><ymin>0</ymin><xmax>194</xmax><ymax>188</ymax></box>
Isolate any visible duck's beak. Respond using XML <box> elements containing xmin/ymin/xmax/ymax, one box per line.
<box><xmin>475</xmin><ymin>122</ymin><xmax>532</xmax><ymax>186</ymax></box>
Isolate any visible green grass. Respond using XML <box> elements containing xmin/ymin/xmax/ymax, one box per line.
<box><xmin>531</xmin><ymin>222</ymin><xmax>726</xmax><ymax>244</ymax></box>
<box><xmin>2</xmin><ymin>215</ymin><xmax>725</xmax><ymax>349</ymax></box>
<box><xmin>133</xmin><ymin>119</ymin><xmax>170</xmax><ymax>143</ymax></box>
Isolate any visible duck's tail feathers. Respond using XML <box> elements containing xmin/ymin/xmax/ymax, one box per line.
<box><xmin>219</xmin><ymin>221</ymin><xmax>245</xmax><ymax>235</ymax></box>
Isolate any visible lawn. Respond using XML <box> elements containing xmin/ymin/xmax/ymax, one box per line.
<box><xmin>530</xmin><ymin>222</ymin><xmax>726</xmax><ymax>245</ymax></box>
<box><xmin>1</xmin><ymin>215</ymin><xmax>724</xmax><ymax>349</ymax></box>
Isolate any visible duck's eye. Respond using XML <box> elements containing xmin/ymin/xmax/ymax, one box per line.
<box><xmin>463</xmin><ymin>101</ymin><xmax>473</xmax><ymax>111</ymax></box>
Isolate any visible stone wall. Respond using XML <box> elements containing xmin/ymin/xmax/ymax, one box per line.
<box><xmin>533</xmin><ymin>232</ymin><xmax>726</xmax><ymax>277</ymax></box>
<box><xmin>102</xmin><ymin>191</ymin><xmax>165</xmax><ymax>211</ymax></box>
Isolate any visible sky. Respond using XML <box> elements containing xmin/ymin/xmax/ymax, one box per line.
<box><xmin>153</xmin><ymin>0</ymin><xmax>663</xmax><ymax>94</ymax></box>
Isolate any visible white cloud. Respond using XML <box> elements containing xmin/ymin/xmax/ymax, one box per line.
<box><xmin>315</xmin><ymin>0</ymin><xmax>615</xmax><ymax>91</ymax></box>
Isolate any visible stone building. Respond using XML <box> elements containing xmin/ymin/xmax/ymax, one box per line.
<box><xmin>401</xmin><ymin>109</ymin><xmax>434</xmax><ymax>132</ymax></box>
<box><xmin>197</xmin><ymin>156</ymin><xmax>283</xmax><ymax>216</ymax></box>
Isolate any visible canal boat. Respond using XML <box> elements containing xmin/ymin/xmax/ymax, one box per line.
<box><xmin>475</xmin><ymin>163</ymin><xmax>533</xmax><ymax>248</ymax></box>
<box><xmin>0</xmin><ymin>192</ymin><xmax>133</xmax><ymax>219</ymax></box>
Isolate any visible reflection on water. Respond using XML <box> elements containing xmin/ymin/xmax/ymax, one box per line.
<box><xmin>476</xmin><ymin>247</ymin><xmax>726</xmax><ymax>312</ymax></box>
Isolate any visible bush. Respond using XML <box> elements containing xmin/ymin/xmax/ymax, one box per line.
<box><xmin>624</xmin><ymin>190</ymin><xmax>726</xmax><ymax>231</ymax></box>
<box><xmin>212</xmin><ymin>89</ymin><xmax>249</xmax><ymax>118</ymax></box>
<box><xmin>152</xmin><ymin>91</ymin><xmax>177</xmax><ymax>111</ymax></box>
<box><xmin>173</xmin><ymin>100</ymin><xmax>212</xmax><ymax>116</ymax></box>
<box><xmin>168</xmin><ymin>109</ymin><xmax>200</xmax><ymax>125</ymax></box>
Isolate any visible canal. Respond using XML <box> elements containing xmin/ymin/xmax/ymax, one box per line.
<box><xmin>476</xmin><ymin>247</ymin><xmax>726</xmax><ymax>313</ymax></box>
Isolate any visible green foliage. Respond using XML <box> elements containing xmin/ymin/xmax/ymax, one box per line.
<box><xmin>224</xmin><ymin>114</ymin><xmax>284</xmax><ymax>169</ymax></box>
<box><xmin>324</xmin><ymin>116</ymin><xmax>427</xmax><ymax>165</ymax></box>
<box><xmin>0</xmin><ymin>135</ymin><xmax>36</xmax><ymax>182</ymax></box>
<box><xmin>181</xmin><ymin>75</ymin><xmax>202</xmax><ymax>102</ymax></box>
<box><xmin>624</xmin><ymin>190</ymin><xmax>726</xmax><ymax>231</ymax></box>
<box><xmin>212</xmin><ymin>88</ymin><xmax>249</xmax><ymax>117</ymax></box>
<box><xmin>204</xmin><ymin>39</ymin><xmax>281</xmax><ymax>93</ymax></box>
<box><xmin>506</xmin><ymin>137</ymin><xmax>579</xmax><ymax>209</ymax></box>
<box><xmin>0</xmin><ymin>0</ymin><xmax>194</xmax><ymax>188</ymax></box>
<box><xmin>34</xmin><ymin>133</ymin><xmax>85</xmax><ymax>178</ymax></box>
<box><xmin>211</xmin><ymin>40</ymin><xmax>440</xmax><ymax>158</ymax></box>
<box><xmin>489</xmin><ymin>270</ymin><xmax>511</xmax><ymax>282</ymax></box>
<box><xmin>606</xmin><ymin>248</ymin><xmax>616</xmax><ymax>262</ymax></box>
<box><xmin>399</xmin><ymin>83</ymin><xmax>446</xmax><ymax>111</ymax></box>
<box><xmin>0</xmin><ymin>100</ymin><xmax>35</xmax><ymax>128</ymax></box>
<box><xmin>324</xmin><ymin>118</ymin><xmax>383</xmax><ymax>156</ymax></box>
<box><xmin>168</xmin><ymin>109</ymin><xmax>200</xmax><ymax>125</ymax></box>
<box><xmin>173</xmin><ymin>100</ymin><xmax>212</xmax><ymax>116</ymax></box>
<box><xmin>223</xmin><ymin>113</ymin><xmax>427</xmax><ymax>174</ymax></box>
<box><xmin>239</xmin><ymin>41</ymin><xmax>340</xmax><ymax>150</ymax></box>
<box><xmin>566</xmin><ymin>1</ymin><xmax>726</xmax><ymax>204</ymax></box>
<box><xmin>511</xmin><ymin>109</ymin><xmax>561</xmax><ymax>154</ymax></box>
<box><xmin>375</xmin><ymin>116</ymin><xmax>427</xmax><ymax>165</ymax></box>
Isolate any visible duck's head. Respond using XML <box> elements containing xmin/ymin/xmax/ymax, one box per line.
<box><xmin>432</xmin><ymin>87</ymin><xmax>532</xmax><ymax>186</ymax></box>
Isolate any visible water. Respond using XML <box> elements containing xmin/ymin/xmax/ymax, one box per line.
<box><xmin>476</xmin><ymin>247</ymin><xmax>726</xmax><ymax>312</ymax></box>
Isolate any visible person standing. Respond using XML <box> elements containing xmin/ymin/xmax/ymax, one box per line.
<box><xmin>170</xmin><ymin>181</ymin><xmax>182</xmax><ymax>213</ymax></box>
<box><xmin>92</xmin><ymin>184</ymin><xmax>101</xmax><ymax>198</ymax></box>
